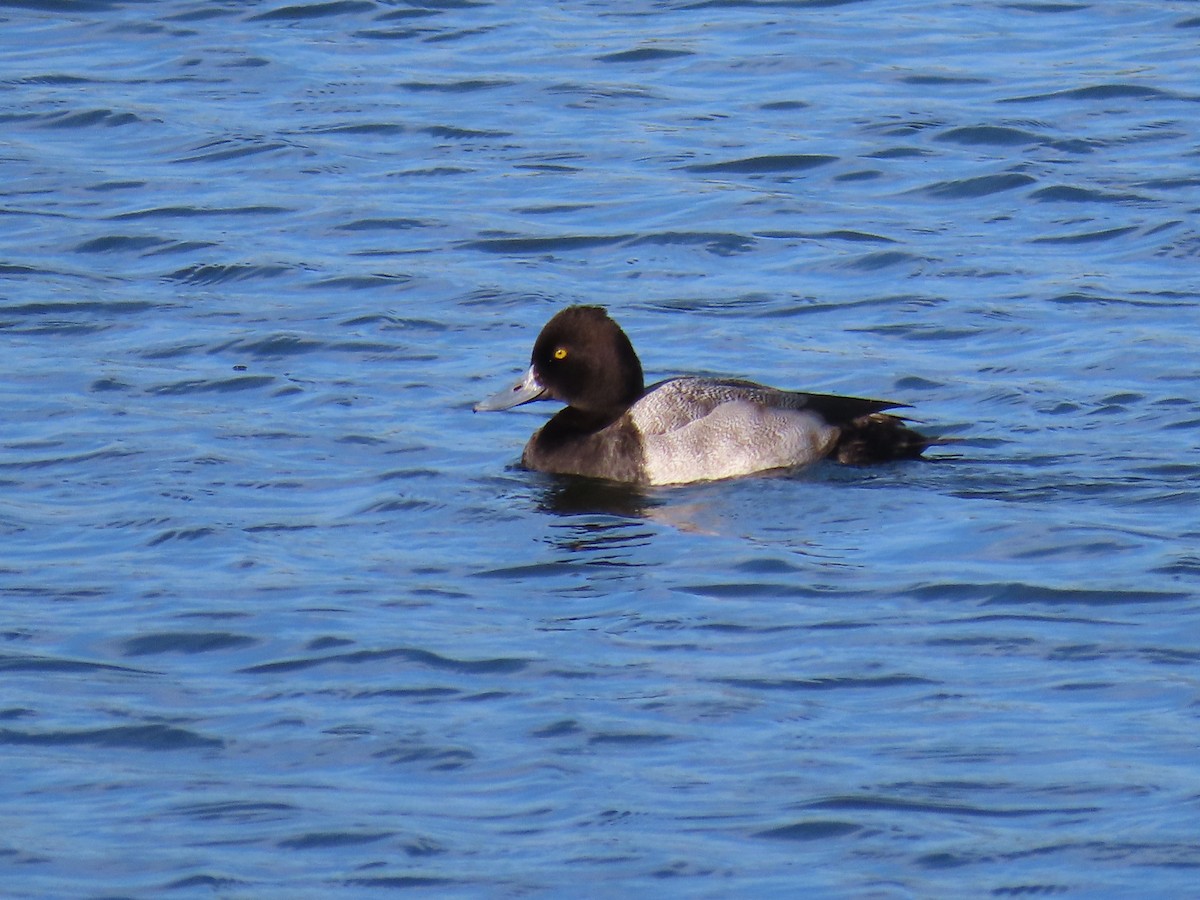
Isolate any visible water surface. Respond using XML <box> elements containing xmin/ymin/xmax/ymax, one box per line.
<box><xmin>3</xmin><ymin>0</ymin><xmax>1199</xmax><ymax>896</ymax></box>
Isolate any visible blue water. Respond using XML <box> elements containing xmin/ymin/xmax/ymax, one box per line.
<box><xmin>3</xmin><ymin>0</ymin><xmax>1199</xmax><ymax>896</ymax></box>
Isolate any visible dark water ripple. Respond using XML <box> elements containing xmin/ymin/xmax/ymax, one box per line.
<box><xmin>0</xmin><ymin>724</ymin><xmax>222</xmax><ymax>751</ymax></box>
<box><xmin>2</xmin><ymin>0</ymin><xmax>1199</xmax><ymax>896</ymax></box>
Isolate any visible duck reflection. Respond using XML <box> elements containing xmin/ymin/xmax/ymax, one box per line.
<box><xmin>530</xmin><ymin>471</ymin><xmax>734</xmax><ymax>540</ymax></box>
<box><xmin>534</xmin><ymin>474</ymin><xmax>659</xmax><ymax>518</ymax></box>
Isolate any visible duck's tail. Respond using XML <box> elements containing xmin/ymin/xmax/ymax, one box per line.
<box><xmin>833</xmin><ymin>413</ymin><xmax>942</xmax><ymax>465</ymax></box>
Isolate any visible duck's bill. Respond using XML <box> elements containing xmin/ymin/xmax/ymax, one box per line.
<box><xmin>474</xmin><ymin>365</ymin><xmax>547</xmax><ymax>412</ymax></box>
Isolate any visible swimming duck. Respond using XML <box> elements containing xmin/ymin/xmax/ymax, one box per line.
<box><xmin>475</xmin><ymin>305</ymin><xmax>936</xmax><ymax>485</ymax></box>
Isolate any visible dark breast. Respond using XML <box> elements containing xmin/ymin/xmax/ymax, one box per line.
<box><xmin>522</xmin><ymin>412</ymin><xmax>646</xmax><ymax>483</ymax></box>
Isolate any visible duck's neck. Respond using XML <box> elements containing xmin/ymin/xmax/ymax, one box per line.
<box><xmin>543</xmin><ymin>404</ymin><xmax>624</xmax><ymax>439</ymax></box>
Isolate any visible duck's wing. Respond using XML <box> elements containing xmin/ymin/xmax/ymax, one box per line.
<box><xmin>632</xmin><ymin>378</ymin><xmax>902</xmax><ymax>435</ymax></box>
<box><xmin>785</xmin><ymin>389</ymin><xmax>907</xmax><ymax>424</ymax></box>
<box><xmin>626</xmin><ymin>379</ymin><xmax>841</xmax><ymax>484</ymax></box>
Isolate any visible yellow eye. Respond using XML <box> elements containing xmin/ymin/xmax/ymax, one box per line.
<box><xmin>553</xmin><ymin>347</ymin><xmax>568</xmax><ymax>360</ymax></box>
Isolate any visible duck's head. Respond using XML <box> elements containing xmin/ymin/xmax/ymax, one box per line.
<box><xmin>475</xmin><ymin>306</ymin><xmax>644</xmax><ymax>415</ymax></box>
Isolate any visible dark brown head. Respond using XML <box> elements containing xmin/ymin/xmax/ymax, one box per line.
<box><xmin>528</xmin><ymin>306</ymin><xmax>644</xmax><ymax>413</ymax></box>
<box><xmin>474</xmin><ymin>305</ymin><xmax>645</xmax><ymax>417</ymax></box>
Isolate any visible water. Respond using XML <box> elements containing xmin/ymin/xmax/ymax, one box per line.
<box><xmin>3</xmin><ymin>0</ymin><xmax>1199</xmax><ymax>896</ymax></box>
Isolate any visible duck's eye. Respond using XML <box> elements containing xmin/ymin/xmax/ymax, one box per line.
<box><xmin>553</xmin><ymin>347</ymin><xmax>568</xmax><ymax>360</ymax></box>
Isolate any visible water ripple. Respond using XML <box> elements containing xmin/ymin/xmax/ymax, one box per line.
<box><xmin>37</xmin><ymin>108</ymin><xmax>148</xmax><ymax>128</ymax></box>
<box><xmin>934</xmin><ymin>125</ymin><xmax>1046</xmax><ymax>146</ymax></box>
<box><xmin>239</xmin><ymin>647</ymin><xmax>531</xmax><ymax>675</ymax></box>
<box><xmin>74</xmin><ymin>234</ymin><xmax>175</xmax><ymax>253</ymax></box>
<box><xmin>248</xmin><ymin>1</ymin><xmax>377</xmax><ymax>22</ymax></box>
<box><xmin>755</xmin><ymin>820</ymin><xmax>862</xmax><ymax>841</ymax></box>
<box><xmin>716</xmin><ymin>674</ymin><xmax>938</xmax><ymax>691</ymax></box>
<box><xmin>146</xmin><ymin>375</ymin><xmax>276</xmax><ymax>395</ymax></box>
<box><xmin>462</xmin><ymin>234</ymin><xmax>631</xmax><ymax>253</ymax></box>
<box><xmin>118</xmin><ymin>628</ymin><xmax>255</xmax><ymax>657</ymax></box>
<box><xmin>109</xmin><ymin>205</ymin><xmax>291</xmax><ymax>220</ymax></box>
<box><xmin>1001</xmin><ymin>83</ymin><xmax>1190</xmax><ymax>103</ymax></box>
<box><xmin>170</xmin><ymin>138</ymin><xmax>295</xmax><ymax>164</ymax></box>
<box><xmin>684</xmin><ymin>154</ymin><xmax>837</xmax><ymax>174</ymax></box>
<box><xmin>920</xmin><ymin>172</ymin><xmax>1038</xmax><ymax>198</ymax></box>
<box><xmin>164</xmin><ymin>263</ymin><xmax>291</xmax><ymax>284</ymax></box>
<box><xmin>0</xmin><ymin>653</ymin><xmax>148</xmax><ymax>675</ymax></box>
<box><xmin>0</xmin><ymin>724</ymin><xmax>222</xmax><ymax>751</ymax></box>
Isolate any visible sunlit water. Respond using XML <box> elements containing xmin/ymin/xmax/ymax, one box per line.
<box><xmin>3</xmin><ymin>1</ymin><xmax>1199</xmax><ymax>896</ymax></box>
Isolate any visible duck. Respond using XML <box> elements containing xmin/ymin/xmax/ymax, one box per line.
<box><xmin>474</xmin><ymin>305</ymin><xmax>937</xmax><ymax>485</ymax></box>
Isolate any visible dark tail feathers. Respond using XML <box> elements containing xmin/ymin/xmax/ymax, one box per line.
<box><xmin>834</xmin><ymin>413</ymin><xmax>935</xmax><ymax>465</ymax></box>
